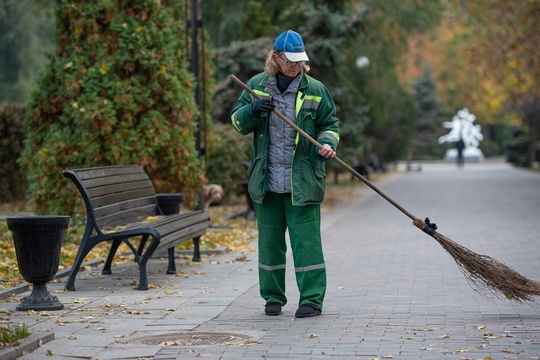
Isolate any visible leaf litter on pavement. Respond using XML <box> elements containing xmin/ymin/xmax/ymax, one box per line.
<box><xmin>0</xmin><ymin>203</ymin><xmax>257</xmax><ymax>290</ymax></box>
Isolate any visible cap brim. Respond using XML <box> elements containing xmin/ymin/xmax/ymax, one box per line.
<box><xmin>284</xmin><ymin>51</ymin><xmax>309</xmax><ymax>62</ymax></box>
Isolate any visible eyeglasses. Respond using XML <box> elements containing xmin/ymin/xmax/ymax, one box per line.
<box><xmin>278</xmin><ymin>54</ymin><xmax>305</xmax><ymax>69</ymax></box>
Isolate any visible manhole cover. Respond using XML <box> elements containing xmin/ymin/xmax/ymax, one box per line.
<box><xmin>126</xmin><ymin>332</ymin><xmax>251</xmax><ymax>346</ymax></box>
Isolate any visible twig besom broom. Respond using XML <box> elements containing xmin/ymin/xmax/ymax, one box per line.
<box><xmin>231</xmin><ymin>74</ymin><xmax>540</xmax><ymax>303</ymax></box>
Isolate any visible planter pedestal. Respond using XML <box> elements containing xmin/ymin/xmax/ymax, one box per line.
<box><xmin>6</xmin><ymin>216</ymin><xmax>70</xmax><ymax>311</ymax></box>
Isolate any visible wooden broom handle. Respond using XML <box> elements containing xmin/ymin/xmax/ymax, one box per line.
<box><xmin>230</xmin><ymin>75</ymin><xmax>419</xmax><ymax>222</ymax></box>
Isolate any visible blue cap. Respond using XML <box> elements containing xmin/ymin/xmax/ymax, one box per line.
<box><xmin>273</xmin><ymin>30</ymin><xmax>309</xmax><ymax>62</ymax></box>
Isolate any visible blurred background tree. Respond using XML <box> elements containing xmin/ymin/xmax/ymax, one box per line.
<box><xmin>460</xmin><ymin>0</ymin><xmax>540</xmax><ymax>167</ymax></box>
<box><xmin>409</xmin><ymin>65</ymin><xmax>449</xmax><ymax>160</ymax></box>
<box><xmin>1</xmin><ymin>0</ymin><xmax>539</xmax><ymax>214</ymax></box>
<box><xmin>209</xmin><ymin>0</ymin><xmax>445</xmax><ymax>176</ymax></box>
<box><xmin>0</xmin><ymin>0</ymin><xmax>55</xmax><ymax>103</ymax></box>
<box><xmin>399</xmin><ymin>0</ymin><xmax>539</xmax><ymax>164</ymax></box>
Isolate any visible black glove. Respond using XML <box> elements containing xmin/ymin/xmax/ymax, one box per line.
<box><xmin>251</xmin><ymin>98</ymin><xmax>275</xmax><ymax>115</ymax></box>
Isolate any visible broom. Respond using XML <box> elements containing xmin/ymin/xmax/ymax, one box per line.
<box><xmin>231</xmin><ymin>74</ymin><xmax>540</xmax><ymax>303</ymax></box>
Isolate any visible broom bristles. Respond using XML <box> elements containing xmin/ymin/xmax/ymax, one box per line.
<box><xmin>413</xmin><ymin>218</ymin><xmax>540</xmax><ymax>303</ymax></box>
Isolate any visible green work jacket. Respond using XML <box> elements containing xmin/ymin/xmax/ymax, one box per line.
<box><xmin>231</xmin><ymin>72</ymin><xmax>340</xmax><ymax>206</ymax></box>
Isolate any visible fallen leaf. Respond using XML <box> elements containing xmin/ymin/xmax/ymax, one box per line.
<box><xmin>161</xmin><ymin>341</ymin><xmax>181</xmax><ymax>346</ymax></box>
<box><xmin>79</xmin><ymin>308</ymin><xmax>96</xmax><ymax>312</ymax></box>
<box><xmin>73</xmin><ymin>298</ymin><xmax>90</xmax><ymax>304</ymax></box>
<box><xmin>235</xmin><ymin>254</ymin><xmax>247</xmax><ymax>261</ymax></box>
<box><xmin>191</xmin><ymin>271</ymin><xmax>207</xmax><ymax>275</ymax></box>
<box><xmin>413</xmin><ymin>328</ymin><xmax>434</xmax><ymax>332</ymax></box>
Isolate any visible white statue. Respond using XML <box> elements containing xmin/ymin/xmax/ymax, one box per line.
<box><xmin>438</xmin><ymin>108</ymin><xmax>484</xmax><ymax>163</ymax></box>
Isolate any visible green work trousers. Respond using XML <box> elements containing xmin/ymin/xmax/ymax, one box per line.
<box><xmin>255</xmin><ymin>192</ymin><xmax>326</xmax><ymax>310</ymax></box>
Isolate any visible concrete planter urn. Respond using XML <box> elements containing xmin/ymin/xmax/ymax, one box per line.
<box><xmin>6</xmin><ymin>216</ymin><xmax>70</xmax><ymax>311</ymax></box>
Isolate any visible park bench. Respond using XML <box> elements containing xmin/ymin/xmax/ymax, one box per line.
<box><xmin>63</xmin><ymin>164</ymin><xmax>210</xmax><ymax>291</ymax></box>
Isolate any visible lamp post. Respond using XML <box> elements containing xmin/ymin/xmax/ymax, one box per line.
<box><xmin>356</xmin><ymin>55</ymin><xmax>370</xmax><ymax>69</ymax></box>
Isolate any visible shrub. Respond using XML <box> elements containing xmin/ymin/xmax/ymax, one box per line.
<box><xmin>20</xmin><ymin>0</ymin><xmax>203</xmax><ymax>216</ymax></box>
<box><xmin>206</xmin><ymin>122</ymin><xmax>251</xmax><ymax>200</ymax></box>
<box><xmin>0</xmin><ymin>323</ymin><xmax>32</xmax><ymax>348</ymax></box>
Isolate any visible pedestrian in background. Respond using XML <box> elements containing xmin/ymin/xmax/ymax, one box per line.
<box><xmin>230</xmin><ymin>30</ymin><xmax>340</xmax><ymax>318</ymax></box>
<box><xmin>456</xmin><ymin>137</ymin><xmax>465</xmax><ymax>168</ymax></box>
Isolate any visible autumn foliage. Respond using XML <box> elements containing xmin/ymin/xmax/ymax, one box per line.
<box><xmin>20</xmin><ymin>0</ymin><xmax>204</xmax><ymax>216</ymax></box>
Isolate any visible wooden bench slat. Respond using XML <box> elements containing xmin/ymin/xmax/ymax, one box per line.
<box><xmin>93</xmin><ymin>195</ymin><xmax>157</xmax><ymax>216</ymax></box>
<box><xmin>157</xmin><ymin>224</ymin><xmax>208</xmax><ymax>252</ymax></box>
<box><xmin>73</xmin><ymin>165</ymin><xmax>145</xmax><ymax>180</ymax></box>
<box><xmin>90</xmin><ymin>187</ymin><xmax>156</xmax><ymax>208</ymax></box>
<box><xmin>97</xmin><ymin>203</ymin><xmax>157</xmax><ymax>229</ymax></box>
<box><xmin>129</xmin><ymin>211</ymin><xmax>208</xmax><ymax>231</ymax></box>
<box><xmin>87</xmin><ymin>181</ymin><xmax>154</xmax><ymax>198</ymax></box>
<box><xmin>81</xmin><ymin>174</ymin><xmax>153</xmax><ymax>190</ymax></box>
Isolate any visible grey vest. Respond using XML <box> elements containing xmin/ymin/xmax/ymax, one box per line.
<box><xmin>264</xmin><ymin>74</ymin><xmax>302</xmax><ymax>193</ymax></box>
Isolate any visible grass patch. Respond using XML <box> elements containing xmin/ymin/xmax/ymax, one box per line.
<box><xmin>0</xmin><ymin>323</ymin><xmax>32</xmax><ymax>348</ymax></box>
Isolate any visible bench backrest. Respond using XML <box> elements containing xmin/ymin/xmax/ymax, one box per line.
<box><xmin>63</xmin><ymin>165</ymin><xmax>158</xmax><ymax>230</ymax></box>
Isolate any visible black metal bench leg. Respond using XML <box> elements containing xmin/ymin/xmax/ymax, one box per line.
<box><xmin>137</xmin><ymin>259</ymin><xmax>149</xmax><ymax>290</ymax></box>
<box><xmin>192</xmin><ymin>236</ymin><xmax>201</xmax><ymax>262</ymax></box>
<box><xmin>166</xmin><ymin>247</ymin><xmax>176</xmax><ymax>274</ymax></box>
<box><xmin>135</xmin><ymin>235</ymin><xmax>159</xmax><ymax>290</ymax></box>
<box><xmin>102</xmin><ymin>239</ymin><xmax>122</xmax><ymax>275</ymax></box>
<box><xmin>65</xmin><ymin>239</ymin><xmax>95</xmax><ymax>291</ymax></box>
<box><xmin>137</xmin><ymin>237</ymin><xmax>147</xmax><ymax>255</ymax></box>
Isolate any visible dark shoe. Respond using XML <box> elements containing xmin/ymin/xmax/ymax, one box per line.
<box><xmin>295</xmin><ymin>304</ymin><xmax>321</xmax><ymax>318</ymax></box>
<box><xmin>265</xmin><ymin>302</ymin><xmax>282</xmax><ymax>316</ymax></box>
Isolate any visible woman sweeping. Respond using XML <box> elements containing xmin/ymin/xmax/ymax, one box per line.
<box><xmin>230</xmin><ymin>30</ymin><xmax>340</xmax><ymax>318</ymax></box>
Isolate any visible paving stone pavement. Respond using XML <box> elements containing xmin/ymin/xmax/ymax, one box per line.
<box><xmin>2</xmin><ymin>160</ymin><xmax>540</xmax><ymax>360</ymax></box>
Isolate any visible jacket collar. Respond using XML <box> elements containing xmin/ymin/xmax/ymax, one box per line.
<box><xmin>257</xmin><ymin>72</ymin><xmax>310</xmax><ymax>91</ymax></box>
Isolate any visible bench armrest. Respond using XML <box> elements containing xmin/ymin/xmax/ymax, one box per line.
<box><xmin>156</xmin><ymin>193</ymin><xmax>185</xmax><ymax>215</ymax></box>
